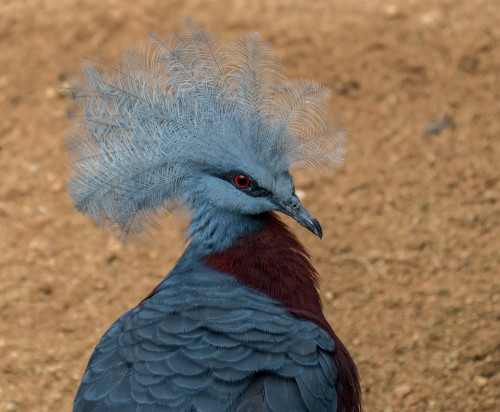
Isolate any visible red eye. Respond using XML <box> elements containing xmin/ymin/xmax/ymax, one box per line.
<box><xmin>234</xmin><ymin>174</ymin><xmax>250</xmax><ymax>188</ymax></box>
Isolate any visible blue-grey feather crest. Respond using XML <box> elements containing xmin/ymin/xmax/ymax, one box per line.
<box><xmin>66</xmin><ymin>20</ymin><xmax>346</xmax><ymax>238</ymax></box>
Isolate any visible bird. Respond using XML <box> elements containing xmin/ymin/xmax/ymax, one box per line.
<box><xmin>67</xmin><ymin>21</ymin><xmax>361</xmax><ymax>412</ymax></box>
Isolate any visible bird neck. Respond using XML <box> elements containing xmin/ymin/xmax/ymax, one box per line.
<box><xmin>186</xmin><ymin>204</ymin><xmax>267</xmax><ymax>256</ymax></box>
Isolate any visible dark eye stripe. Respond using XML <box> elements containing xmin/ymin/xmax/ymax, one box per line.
<box><xmin>215</xmin><ymin>170</ymin><xmax>273</xmax><ymax>198</ymax></box>
<box><xmin>246</xmin><ymin>186</ymin><xmax>273</xmax><ymax>198</ymax></box>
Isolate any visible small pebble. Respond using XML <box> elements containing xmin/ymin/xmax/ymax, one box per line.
<box><xmin>45</xmin><ymin>87</ymin><xmax>57</xmax><ymax>99</ymax></box>
<box><xmin>148</xmin><ymin>250</ymin><xmax>159</xmax><ymax>260</ymax></box>
<box><xmin>384</xmin><ymin>5</ymin><xmax>400</xmax><ymax>18</ymax></box>
<box><xmin>484</xmin><ymin>398</ymin><xmax>495</xmax><ymax>407</ymax></box>
<box><xmin>394</xmin><ymin>383</ymin><xmax>412</xmax><ymax>397</ymax></box>
<box><xmin>106</xmin><ymin>253</ymin><xmax>117</xmax><ymax>264</ymax></box>
<box><xmin>51</xmin><ymin>182</ymin><xmax>63</xmax><ymax>193</ymax></box>
<box><xmin>473</xmin><ymin>376</ymin><xmax>488</xmax><ymax>387</ymax></box>
<box><xmin>423</xmin><ymin>115</ymin><xmax>453</xmax><ymax>136</ymax></box>
<box><xmin>420</xmin><ymin>11</ymin><xmax>441</xmax><ymax>25</ymax></box>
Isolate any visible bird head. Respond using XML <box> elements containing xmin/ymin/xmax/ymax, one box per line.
<box><xmin>67</xmin><ymin>21</ymin><xmax>345</xmax><ymax>240</ymax></box>
<box><xmin>191</xmin><ymin>159</ymin><xmax>322</xmax><ymax>238</ymax></box>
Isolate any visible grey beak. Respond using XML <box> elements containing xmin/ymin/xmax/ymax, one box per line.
<box><xmin>277</xmin><ymin>195</ymin><xmax>323</xmax><ymax>238</ymax></box>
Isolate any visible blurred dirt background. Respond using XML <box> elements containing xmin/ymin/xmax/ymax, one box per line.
<box><xmin>1</xmin><ymin>0</ymin><xmax>499</xmax><ymax>411</ymax></box>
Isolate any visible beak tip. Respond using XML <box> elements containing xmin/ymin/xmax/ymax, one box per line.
<box><xmin>314</xmin><ymin>221</ymin><xmax>323</xmax><ymax>239</ymax></box>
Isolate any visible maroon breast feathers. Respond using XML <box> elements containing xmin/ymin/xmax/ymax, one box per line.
<box><xmin>204</xmin><ymin>212</ymin><xmax>361</xmax><ymax>412</ymax></box>
<box><xmin>205</xmin><ymin>212</ymin><xmax>323</xmax><ymax>322</ymax></box>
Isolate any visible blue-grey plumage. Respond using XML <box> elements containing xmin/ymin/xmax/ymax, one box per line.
<box><xmin>74</xmin><ymin>258</ymin><xmax>337</xmax><ymax>412</ymax></box>
<box><xmin>67</xmin><ymin>20</ymin><xmax>346</xmax><ymax>239</ymax></box>
<box><xmin>68</xmin><ymin>20</ymin><xmax>358</xmax><ymax>412</ymax></box>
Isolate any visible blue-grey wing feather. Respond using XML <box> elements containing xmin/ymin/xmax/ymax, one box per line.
<box><xmin>74</xmin><ymin>269</ymin><xmax>336</xmax><ymax>412</ymax></box>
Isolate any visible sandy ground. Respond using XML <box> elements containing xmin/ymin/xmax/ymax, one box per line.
<box><xmin>0</xmin><ymin>0</ymin><xmax>499</xmax><ymax>411</ymax></box>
